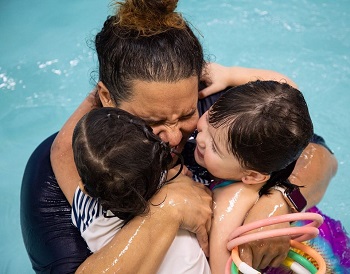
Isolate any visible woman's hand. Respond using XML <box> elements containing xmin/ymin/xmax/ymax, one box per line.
<box><xmin>238</xmin><ymin>191</ymin><xmax>291</xmax><ymax>269</ymax></box>
<box><xmin>238</xmin><ymin>226</ymin><xmax>290</xmax><ymax>269</ymax></box>
<box><xmin>155</xmin><ymin>173</ymin><xmax>213</xmax><ymax>256</ymax></box>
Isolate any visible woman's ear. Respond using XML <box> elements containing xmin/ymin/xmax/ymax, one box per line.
<box><xmin>241</xmin><ymin>170</ymin><xmax>270</xmax><ymax>185</ymax></box>
<box><xmin>97</xmin><ymin>81</ymin><xmax>115</xmax><ymax>107</ymax></box>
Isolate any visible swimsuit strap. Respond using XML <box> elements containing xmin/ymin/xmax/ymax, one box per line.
<box><xmin>209</xmin><ymin>180</ymin><xmax>239</xmax><ymax>191</ymax></box>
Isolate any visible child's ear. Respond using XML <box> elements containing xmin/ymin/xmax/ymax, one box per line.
<box><xmin>98</xmin><ymin>81</ymin><xmax>115</xmax><ymax>107</ymax></box>
<box><xmin>241</xmin><ymin>170</ymin><xmax>270</xmax><ymax>185</ymax></box>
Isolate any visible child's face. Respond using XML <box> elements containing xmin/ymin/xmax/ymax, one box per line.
<box><xmin>195</xmin><ymin>111</ymin><xmax>245</xmax><ymax>180</ymax></box>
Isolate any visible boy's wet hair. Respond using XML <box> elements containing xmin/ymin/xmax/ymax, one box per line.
<box><xmin>209</xmin><ymin>80</ymin><xmax>313</xmax><ymax>194</ymax></box>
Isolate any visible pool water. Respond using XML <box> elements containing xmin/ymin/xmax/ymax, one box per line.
<box><xmin>1</xmin><ymin>0</ymin><xmax>349</xmax><ymax>273</ymax></box>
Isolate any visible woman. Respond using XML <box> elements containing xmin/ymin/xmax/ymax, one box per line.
<box><xmin>20</xmin><ymin>0</ymin><xmax>337</xmax><ymax>273</ymax></box>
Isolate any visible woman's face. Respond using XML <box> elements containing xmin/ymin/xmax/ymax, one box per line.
<box><xmin>117</xmin><ymin>76</ymin><xmax>199</xmax><ymax>164</ymax></box>
<box><xmin>195</xmin><ymin>111</ymin><xmax>245</xmax><ymax>180</ymax></box>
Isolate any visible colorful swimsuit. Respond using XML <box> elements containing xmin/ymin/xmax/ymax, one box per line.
<box><xmin>207</xmin><ymin>180</ymin><xmax>350</xmax><ymax>273</ymax></box>
<box><xmin>209</xmin><ymin>179</ymin><xmax>238</xmax><ymax>191</ymax></box>
<box><xmin>264</xmin><ymin>206</ymin><xmax>350</xmax><ymax>273</ymax></box>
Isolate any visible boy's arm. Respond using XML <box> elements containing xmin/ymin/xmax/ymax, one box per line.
<box><xmin>50</xmin><ymin>90</ymin><xmax>98</xmax><ymax>204</ymax></box>
<box><xmin>209</xmin><ymin>183</ymin><xmax>261</xmax><ymax>274</ymax></box>
<box><xmin>199</xmin><ymin>63</ymin><xmax>298</xmax><ymax>98</ymax></box>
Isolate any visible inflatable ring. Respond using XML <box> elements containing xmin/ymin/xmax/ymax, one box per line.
<box><xmin>225</xmin><ymin>213</ymin><xmax>326</xmax><ymax>274</ymax></box>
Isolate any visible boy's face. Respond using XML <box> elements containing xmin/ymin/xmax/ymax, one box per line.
<box><xmin>195</xmin><ymin>111</ymin><xmax>245</xmax><ymax>180</ymax></box>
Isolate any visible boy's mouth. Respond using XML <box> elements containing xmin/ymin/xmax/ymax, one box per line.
<box><xmin>195</xmin><ymin>145</ymin><xmax>204</xmax><ymax>159</ymax></box>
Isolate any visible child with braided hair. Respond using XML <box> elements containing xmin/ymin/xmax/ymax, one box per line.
<box><xmin>72</xmin><ymin>107</ymin><xmax>211</xmax><ymax>274</ymax></box>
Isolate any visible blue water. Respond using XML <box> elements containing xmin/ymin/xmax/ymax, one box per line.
<box><xmin>1</xmin><ymin>0</ymin><xmax>349</xmax><ymax>273</ymax></box>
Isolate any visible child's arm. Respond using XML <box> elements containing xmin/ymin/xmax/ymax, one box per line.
<box><xmin>209</xmin><ymin>183</ymin><xmax>261</xmax><ymax>274</ymax></box>
<box><xmin>50</xmin><ymin>89</ymin><xmax>99</xmax><ymax>204</ymax></box>
<box><xmin>199</xmin><ymin>63</ymin><xmax>298</xmax><ymax>98</ymax></box>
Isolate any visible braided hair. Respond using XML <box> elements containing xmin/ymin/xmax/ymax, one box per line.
<box><xmin>73</xmin><ymin>107</ymin><xmax>173</xmax><ymax>222</ymax></box>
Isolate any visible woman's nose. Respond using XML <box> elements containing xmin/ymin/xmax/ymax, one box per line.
<box><xmin>158</xmin><ymin>126</ymin><xmax>183</xmax><ymax>147</ymax></box>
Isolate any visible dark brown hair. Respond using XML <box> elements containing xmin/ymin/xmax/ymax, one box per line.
<box><xmin>209</xmin><ymin>80</ymin><xmax>313</xmax><ymax>194</ymax></box>
<box><xmin>72</xmin><ymin>107</ymin><xmax>172</xmax><ymax>222</ymax></box>
<box><xmin>95</xmin><ymin>0</ymin><xmax>205</xmax><ymax>106</ymax></box>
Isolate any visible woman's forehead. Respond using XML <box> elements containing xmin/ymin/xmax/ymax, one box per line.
<box><xmin>120</xmin><ymin>77</ymin><xmax>199</xmax><ymax>118</ymax></box>
<box><xmin>131</xmin><ymin>77</ymin><xmax>198</xmax><ymax>97</ymax></box>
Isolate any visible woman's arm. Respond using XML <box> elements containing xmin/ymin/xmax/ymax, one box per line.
<box><xmin>199</xmin><ymin>63</ymin><xmax>298</xmax><ymax>98</ymax></box>
<box><xmin>290</xmin><ymin>143</ymin><xmax>338</xmax><ymax>207</ymax></box>
<box><xmin>239</xmin><ymin>143</ymin><xmax>338</xmax><ymax>269</ymax></box>
<box><xmin>50</xmin><ymin>89</ymin><xmax>99</xmax><ymax>204</ymax></box>
<box><xmin>76</xmin><ymin>174</ymin><xmax>213</xmax><ymax>274</ymax></box>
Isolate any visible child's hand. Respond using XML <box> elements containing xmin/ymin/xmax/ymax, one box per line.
<box><xmin>199</xmin><ymin>63</ymin><xmax>231</xmax><ymax>99</ymax></box>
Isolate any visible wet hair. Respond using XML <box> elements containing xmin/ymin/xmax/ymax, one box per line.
<box><xmin>72</xmin><ymin>107</ymin><xmax>173</xmax><ymax>222</ymax></box>
<box><xmin>208</xmin><ymin>80</ymin><xmax>314</xmax><ymax>195</ymax></box>
<box><xmin>95</xmin><ymin>0</ymin><xmax>205</xmax><ymax>106</ymax></box>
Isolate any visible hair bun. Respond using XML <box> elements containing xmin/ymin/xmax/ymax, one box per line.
<box><xmin>116</xmin><ymin>0</ymin><xmax>186</xmax><ymax>36</ymax></box>
<box><xmin>131</xmin><ymin>0</ymin><xmax>178</xmax><ymax>15</ymax></box>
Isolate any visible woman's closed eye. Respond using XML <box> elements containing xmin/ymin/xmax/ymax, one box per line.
<box><xmin>148</xmin><ymin>121</ymin><xmax>162</xmax><ymax>127</ymax></box>
<box><xmin>145</xmin><ymin>119</ymin><xmax>166</xmax><ymax>127</ymax></box>
<box><xmin>179</xmin><ymin>111</ymin><xmax>197</xmax><ymax>121</ymax></box>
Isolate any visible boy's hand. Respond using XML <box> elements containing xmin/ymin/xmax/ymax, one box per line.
<box><xmin>199</xmin><ymin>63</ymin><xmax>231</xmax><ymax>99</ymax></box>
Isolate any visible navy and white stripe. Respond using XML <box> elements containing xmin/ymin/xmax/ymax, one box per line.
<box><xmin>72</xmin><ymin>188</ymin><xmax>103</xmax><ymax>233</ymax></box>
<box><xmin>192</xmin><ymin>173</ymin><xmax>210</xmax><ymax>186</ymax></box>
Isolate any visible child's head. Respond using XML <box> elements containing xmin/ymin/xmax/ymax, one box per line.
<box><xmin>72</xmin><ymin>107</ymin><xmax>172</xmax><ymax>222</ymax></box>
<box><xmin>195</xmin><ymin>80</ymin><xmax>313</xmax><ymax>189</ymax></box>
